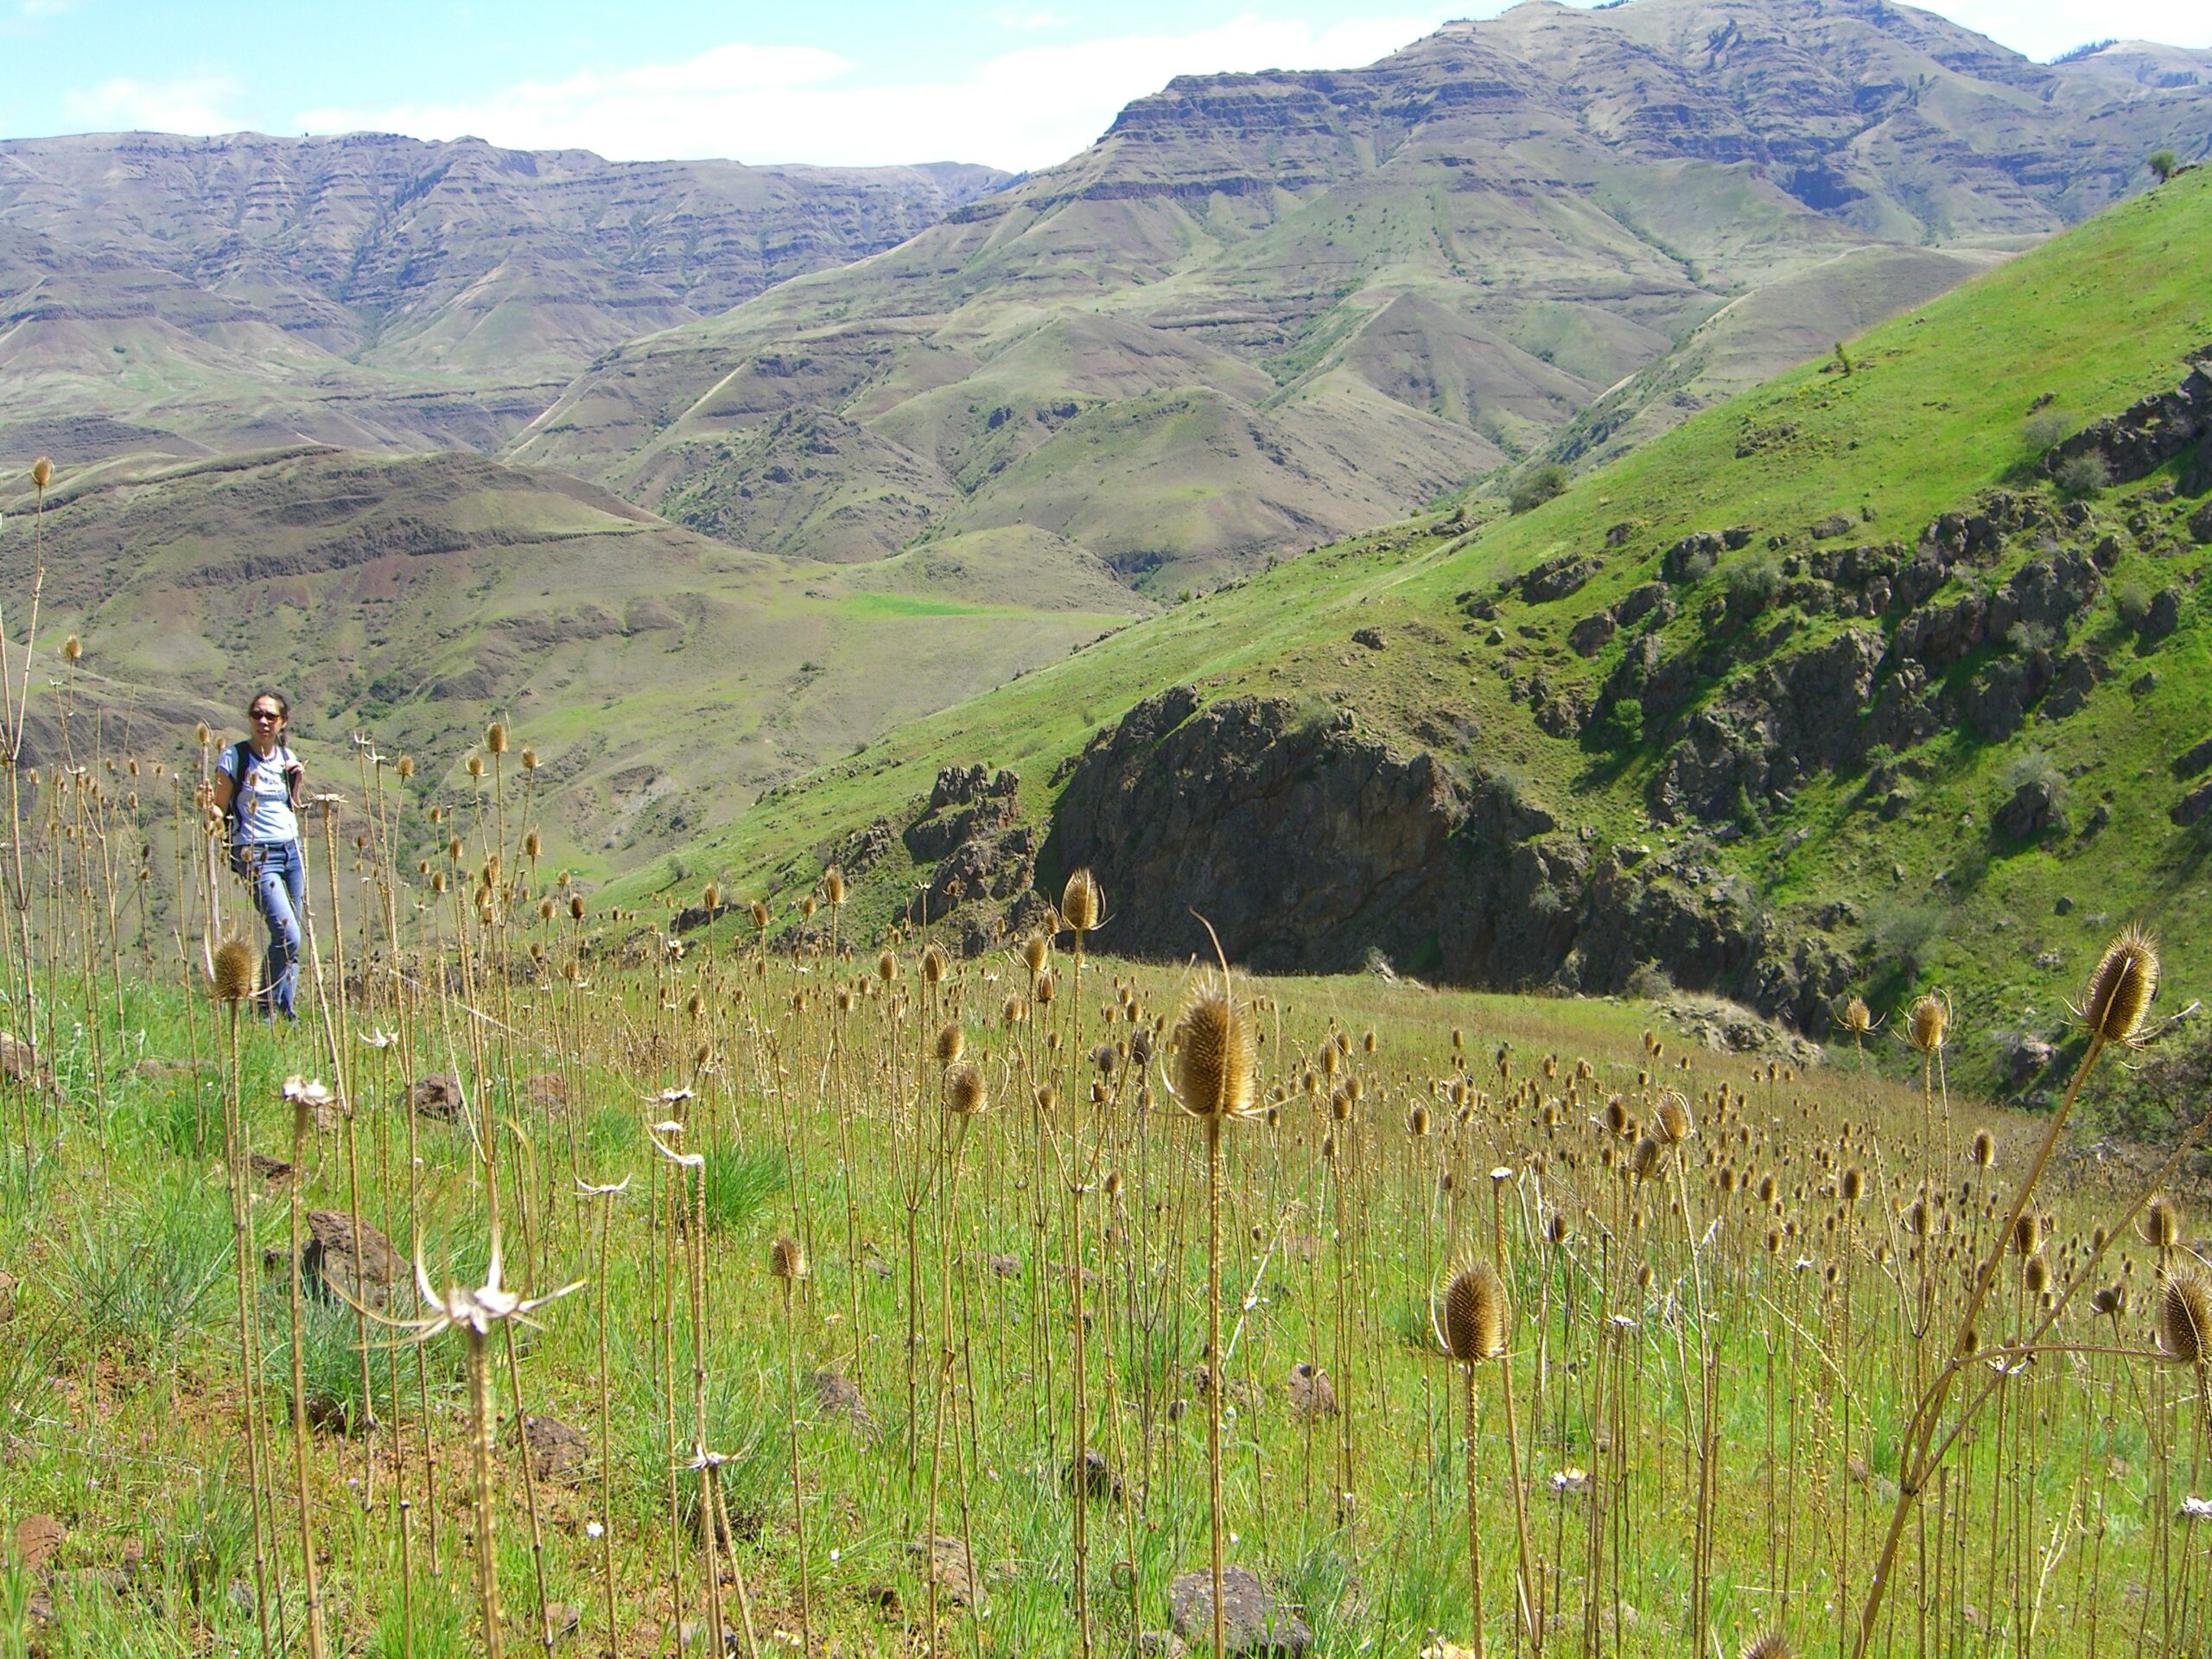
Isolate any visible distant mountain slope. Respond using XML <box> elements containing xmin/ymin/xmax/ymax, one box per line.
<box><xmin>608</xmin><ymin>165</ymin><xmax>2212</xmax><ymax>1096</ymax></box>
<box><xmin>0</xmin><ymin>446</ymin><xmax>1141</xmax><ymax>870</ymax></box>
<box><xmin>518</xmin><ymin>0</ymin><xmax>2211</xmax><ymax>593</ymax></box>
<box><xmin>0</xmin><ymin>132</ymin><xmax>1008</xmax><ymax>460</ymax></box>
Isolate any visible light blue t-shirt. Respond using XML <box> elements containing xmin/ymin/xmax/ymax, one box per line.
<box><xmin>219</xmin><ymin>741</ymin><xmax>301</xmax><ymax>844</ymax></box>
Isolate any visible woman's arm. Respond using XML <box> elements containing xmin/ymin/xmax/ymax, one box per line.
<box><xmin>212</xmin><ymin>766</ymin><xmax>237</xmax><ymax>817</ymax></box>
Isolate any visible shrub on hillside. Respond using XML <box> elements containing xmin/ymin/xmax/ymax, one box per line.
<box><xmin>1509</xmin><ymin>463</ymin><xmax>1569</xmax><ymax>514</ymax></box>
<box><xmin>2055</xmin><ymin>451</ymin><xmax>2109</xmax><ymax>498</ymax></box>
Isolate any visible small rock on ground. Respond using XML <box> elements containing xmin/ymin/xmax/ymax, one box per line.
<box><xmin>302</xmin><ymin>1210</ymin><xmax>402</xmax><ymax>1308</ymax></box>
<box><xmin>1284</xmin><ymin>1361</ymin><xmax>1338</xmax><ymax>1418</ymax></box>
<box><xmin>409</xmin><ymin>1073</ymin><xmax>466</xmax><ymax>1120</ymax></box>
<box><xmin>1168</xmin><ymin>1566</ymin><xmax>1313</xmax><ymax>1656</ymax></box>
<box><xmin>809</xmin><ymin>1370</ymin><xmax>880</xmax><ymax>1443</ymax></box>
<box><xmin>506</xmin><ymin>1413</ymin><xmax>591</xmax><ymax>1486</ymax></box>
<box><xmin>910</xmin><ymin>1534</ymin><xmax>979</xmax><ymax>1608</ymax></box>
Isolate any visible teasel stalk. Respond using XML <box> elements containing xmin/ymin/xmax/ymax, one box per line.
<box><xmin>1061</xmin><ymin>868</ymin><xmax>1103</xmax><ymax>1659</ymax></box>
<box><xmin>581</xmin><ymin>1178</ymin><xmax>629</xmax><ymax>1656</ymax></box>
<box><xmin>1440</xmin><ymin>1255</ymin><xmax>1510</xmax><ymax>1659</ymax></box>
<box><xmin>1165</xmin><ymin>918</ymin><xmax>1257</xmax><ymax>1659</ymax></box>
<box><xmin>652</xmin><ymin>1123</ymin><xmax>728</xmax><ymax>1656</ymax></box>
<box><xmin>282</xmin><ymin>1080</ymin><xmax>333</xmax><ymax>1659</ymax></box>
<box><xmin>213</xmin><ymin>938</ymin><xmax>276</xmax><ymax>1658</ymax></box>
<box><xmin>1853</xmin><ymin>926</ymin><xmax>2158</xmax><ymax>1656</ymax></box>
<box><xmin>929</xmin><ymin>1060</ymin><xmax>988</xmax><ymax>1645</ymax></box>
<box><xmin>0</xmin><ymin>460</ymin><xmax>54</xmax><ymax>1079</ymax></box>
<box><xmin>771</xmin><ymin>1233</ymin><xmax>815</xmax><ymax>1655</ymax></box>
<box><xmin>1488</xmin><ymin>1168</ymin><xmax>1541</xmax><ymax>1649</ymax></box>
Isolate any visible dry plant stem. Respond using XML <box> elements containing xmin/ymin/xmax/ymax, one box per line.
<box><xmin>782</xmin><ymin>1276</ymin><xmax>813</xmax><ymax>1656</ymax></box>
<box><xmin>286</xmin><ymin>1099</ymin><xmax>330</xmax><ymax>1659</ymax></box>
<box><xmin>1853</xmin><ymin>1030</ymin><xmax>2107</xmax><ymax>1658</ymax></box>
<box><xmin>1491</xmin><ymin>1179</ymin><xmax>1540</xmax><ymax>1650</ymax></box>
<box><xmin>1206</xmin><ymin>1111</ymin><xmax>1227</xmax><ymax>1659</ymax></box>
<box><xmin>465</xmin><ymin>1326</ymin><xmax>505</xmax><ymax>1659</ymax></box>
<box><xmin>594</xmin><ymin>1192</ymin><xmax>620</xmax><ymax>1655</ymax></box>
<box><xmin>217</xmin><ymin>993</ymin><xmax>276</xmax><ymax>1659</ymax></box>
<box><xmin>1465</xmin><ymin>1360</ymin><xmax>1486</xmax><ymax>1659</ymax></box>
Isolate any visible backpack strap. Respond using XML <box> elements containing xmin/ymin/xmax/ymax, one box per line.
<box><xmin>226</xmin><ymin>740</ymin><xmax>255</xmax><ymax>838</ymax></box>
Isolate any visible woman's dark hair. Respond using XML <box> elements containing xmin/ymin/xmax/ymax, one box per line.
<box><xmin>247</xmin><ymin>691</ymin><xmax>289</xmax><ymax>720</ymax></box>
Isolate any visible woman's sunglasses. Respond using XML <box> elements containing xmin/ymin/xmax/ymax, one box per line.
<box><xmin>251</xmin><ymin>709</ymin><xmax>283</xmax><ymax>721</ymax></box>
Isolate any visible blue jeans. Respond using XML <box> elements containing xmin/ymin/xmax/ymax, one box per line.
<box><xmin>232</xmin><ymin>839</ymin><xmax>304</xmax><ymax>1020</ymax></box>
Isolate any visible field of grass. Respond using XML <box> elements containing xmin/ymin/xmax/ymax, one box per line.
<box><xmin>0</xmin><ymin>724</ymin><xmax>2209</xmax><ymax>1657</ymax></box>
<box><xmin>603</xmin><ymin>165</ymin><xmax>2212</xmax><ymax>1096</ymax></box>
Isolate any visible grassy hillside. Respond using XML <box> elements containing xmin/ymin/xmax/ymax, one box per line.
<box><xmin>605</xmin><ymin>165</ymin><xmax>2212</xmax><ymax>1090</ymax></box>
<box><xmin>0</xmin><ymin>448</ymin><xmax>1145</xmax><ymax>875</ymax></box>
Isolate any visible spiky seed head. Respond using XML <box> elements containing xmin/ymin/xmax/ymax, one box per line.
<box><xmin>569</xmin><ymin>894</ymin><xmax>585</xmax><ymax>921</ymax></box>
<box><xmin>2142</xmin><ymin>1196</ymin><xmax>2183</xmax><ymax>1249</ymax></box>
<box><xmin>1630</xmin><ymin>1135</ymin><xmax>1664</xmax><ymax>1181</ymax></box>
<box><xmin>920</xmin><ymin>943</ymin><xmax>947</xmax><ymax>984</ymax></box>
<box><xmin>1440</xmin><ymin>1258</ymin><xmax>1509</xmax><ymax>1363</ymax></box>
<box><xmin>538</xmin><ymin>899</ymin><xmax>555</xmax><ymax>921</ymax></box>
<box><xmin>60</xmin><ymin>634</ymin><xmax>80</xmax><ymax>663</ymax></box>
<box><xmin>1001</xmin><ymin>994</ymin><xmax>1025</xmax><ymax>1027</ymax></box>
<box><xmin>2083</xmin><ymin>925</ymin><xmax>2158</xmax><ymax>1046</ymax></box>
<box><xmin>30</xmin><ymin>457</ymin><xmax>53</xmax><ymax>491</ymax></box>
<box><xmin>524</xmin><ymin>830</ymin><xmax>542</xmax><ymax>860</ymax></box>
<box><xmin>1033</xmin><ymin>969</ymin><xmax>1056</xmax><ymax>1005</ymax></box>
<box><xmin>486</xmin><ymin>721</ymin><xmax>509</xmax><ymax>755</ymax></box>
<box><xmin>944</xmin><ymin>1060</ymin><xmax>988</xmax><ymax>1116</ymax></box>
<box><xmin>1841</xmin><ymin>995</ymin><xmax>1872</xmax><ymax>1036</ymax></box>
<box><xmin>935</xmin><ymin>1021</ymin><xmax>965</xmax><ymax>1065</ymax></box>
<box><xmin>1840</xmin><ymin>1166</ymin><xmax>1864</xmax><ymax>1205</ymax></box>
<box><xmin>800</xmin><ymin>895</ymin><xmax>817</xmax><ymax>918</ymax></box>
<box><xmin>1408</xmin><ymin>1103</ymin><xmax>1430</xmax><ymax>1138</ymax></box>
<box><xmin>395</xmin><ymin>753</ymin><xmax>415</xmax><ymax>780</ymax></box>
<box><xmin>1021</xmin><ymin>932</ymin><xmax>1050</xmax><ymax>976</ymax></box>
<box><xmin>213</xmin><ymin>938</ymin><xmax>257</xmax><ymax>1001</ymax></box>
<box><xmin>2012</xmin><ymin>1213</ymin><xmax>2043</xmax><ymax>1257</ymax></box>
<box><xmin>2159</xmin><ymin>1268</ymin><xmax>2212</xmax><ymax>1365</ymax></box>
<box><xmin>2024</xmin><ymin>1253</ymin><xmax>2051</xmax><ymax>1296</ymax></box>
<box><xmin>521</xmin><ymin>747</ymin><xmax>538</xmax><ymax>771</ymax></box>
<box><xmin>1171</xmin><ymin>983</ymin><xmax>1258</xmax><ymax>1121</ymax></box>
<box><xmin>749</xmin><ymin>899</ymin><xmax>771</xmax><ymax>931</ymax></box>
<box><xmin>1971</xmin><ymin>1129</ymin><xmax>1996</xmax><ymax>1168</ymax></box>
<box><xmin>877</xmin><ymin>949</ymin><xmax>898</xmax><ymax>982</ymax></box>
<box><xmin>1739</xmin><ymin>1631</ymin><xmax>1795</xmax><ymax>1659</ymax></box>
<box><xmin>1060</xmin><ymin>868</ymin><xmax>1103</xmax><ymax>934</ymax></box>
<box><xmin>2092</xmin><ymin>1282</ymin><xmax>2127</xmax><ymax>1318</ymax></box>
<box><xmin>1656</xmin><ymin>1093</ymin><xmax>1694</xmax><ymax>1144</ymax></box>
<box><xmin>701</xmin><ymin>882</ymin><xmax>719</xmax><ymax>911</ymax></box>
<box><xmin>1547</xmin><ymin>1211</ymin><xmax>1571</xmax><ymax>1245</ymax></box>
<box><xmin>466</xmin><ymin>753</ymin><xmax>485</xmax><ymax>779</ymax></box>
<box><xmin>1905</xmin><ymin>993</ymin><xmax>1948</xmax><ymax>1054</ymax></box>
<box><xmin>821</xmin><ymin>866</ymin><xmax>847</xmax><ymax>906</ymax></box>
<box><xmin>1605</xmin><ymin>1097</ymin><xmax>1630</xmax><ymax>1136</ymax></box>
<box><xmin>769</xmin><ymin>1236</ymin><xmax>808</xmax><ymax>1281</ymax></box>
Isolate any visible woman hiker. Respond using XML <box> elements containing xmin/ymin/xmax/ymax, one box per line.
<box><xmin>211</xmin><ymin>691</ymin><xmax>308</xmax><ymax>1020</ymax></box>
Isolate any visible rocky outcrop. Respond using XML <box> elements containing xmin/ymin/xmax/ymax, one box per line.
<box><xmin>2045</xmin><ymin>364</ymin><xmax>2212</xmax><ymax>486</ymax></box>
<box><xmin>902</xmin><ymin>766</ymin><xmax>1042</xmax><ymax>950</ymax></box>
<box><xmin>1046</xmin><ymin>688</ymin><xmax>1850</xmax><ymax>1027</ymax></box>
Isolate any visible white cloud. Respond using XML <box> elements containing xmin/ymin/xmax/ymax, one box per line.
<box><xmin>294</xmin><ymin>13</ymin><xmax>1436</xmax><ymax>171</ymax></box>
<box><xmin>62</xmin><ymin>73</ymin><xmax>241</xmax><ymax>135</ymax></box>
<box><xmin>1936</xmin><ymin>0</ymin><xmax>2210</xmax><ymax>57</ymax></box>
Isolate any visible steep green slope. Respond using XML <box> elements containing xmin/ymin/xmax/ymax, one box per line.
<box><xmin>610</xmin><ymin>166</ymin><xmax>2212</xmax><ymax>1093</ymax></box>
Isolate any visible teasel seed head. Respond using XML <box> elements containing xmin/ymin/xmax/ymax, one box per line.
<box><xmin>1971</xmin><ymin>1129</ymin><xmax>1996</xmax><ymax>1168</ymax></box>
<box><xmin>1656</xmin><ymin>1092</ymin><xmax>1694</xmax><ymax>1145</ymax></box>
<box><xmin>1020</xmin><ymin>931</ymin><xmax>1050</xmax><ymax>976</ymax></box>
<box><xmin>818</xmin><ymin>866</ymin><xmax>846</xmax><ymax>907</ymax></box>
<box><xmin>521</xmin><ymin>747</ymin><xmax>538</xmax><ymax>771</ymax></box>
<box><xmin>1033</xmin><ymin>969</ymin><xmax>1056</xmax><ymax>1005</ymax></box>
<box><xmin>524</xmin><ymin>830</ymin><xmax>542</xmax><ymax>860</ymax></box>
<box><xmin>1840</xmin><ymin>1166</ymin><xmax>1864</xmax><ymax>1205</ymax></box>
<box><xmin>1739</xmin><ymin>1632</ymin><xmax>1795</xmax><ymax>1659</ymax></box>
<box><xmin>2012</xmin><ymin>1213</ymin><xmax>2044</xmax><ymax>1257</ymax></box>
<box><xmin>2141</xmin><ymin>1195</ymin><xmax>2183</xmax><ymax>1250</ymax></box>
<box><xmin>1439</xmin><ymin>1257</ymin><xmax>1509</xmax><ymax>1363</ymax></box>
<box><xmin>486</xmin><ymin>721</ymin><xmax>509</xmax><ymax>755</ymax></box>
<box><xmin>2159</xmin><ymin>1267</ymin><xmax>2212</xmax><ymax>1365</ymax></box>
<box><xmin>1630</xmin><ymin>1135</ymin><xmax>1664</xmax><ymax>1181</ymax></box>
<box><xmin>1060</xmin><ymin>868</ymin><xmax>1103</xmax><ymax>934</ymax></box>
<box><xmin>2091</xmin><ymin>1282</ymin><xmax>2127</xmax><ymax>1318</ymax></box>
<box><xmin>769</xmin><ymin>1236</ymin><xmax>808</xmax><ymax>1282</ymax></box>
<box><xmin>2082</xmin><ymin>925</ymin><xmax>2158</xmax><ymax>1046</ymax></box>
<box><xmin>750</xmin><ymin>899</ymin><xmax>771</xmax><ymax>931</ymax></box>
<box><xmin>920</xmin><ymin>943</ymin><xmax>947</xmax><ymax>984</ymax></box>
<box><xmin>466</xmin><ymin>753</ymin><xmax>485</xmax><ymax>779</ymax></box>
<box><xmin>1408</xmin><ymin>1103</ymin><xmax>1430</xmax><ymax>1138</ymax></box>
<box><xmin>944</xmin><ymin>1060</ymin><xmax>988</xmax><ymax>1116</ymax></box>
<box><xmin>569</xmin><ymin>894</ymin><xmax>585</xmax><ymax>921</ymax></box>
<box><xmin>1170</xmin><ymin>981</ymin><xmax>1258</xmax><ymax>1121</ymax></box>
<box><xmin>61</xmin><ymin>634</ymin><xmax>80</xmax><ymax>663</ymax></box>
<box><xmin>213</xmin><ymin>938</ymin><xmax>257</xmax><ymax>1002</ymax></box>
<box><xmin>1841</xmin><ymin>995</ymin><xmax>1872</xmax><ymax>1037</ymax></box>
<box><xmin>877</xmin><ymin>949</ymin><xmax>898</xmax><ymax>982</ymax></box>
<box><xmin>30</xmin><ymin>457</ymin><xmax>53</xmax><ymax>491</ymax></box>
<box><xmin>394</xmin><ymin>753</ymin><xmax>414</xmax><ymax>779</ymax></box>
<box><xmin>935</xmin><ymin>1021</ymin><xmax>965</xmax><ymax>1065</ymax></box>
<box><xmin>2024</xmin><ymin>1253</ymin><xmax>2051</xmax><ymax>1296</ymax></box>
<box><xmin>1904</xmin><ymin>992</ymin><xmax>1948</xmax><ymax>1055</ymax></box>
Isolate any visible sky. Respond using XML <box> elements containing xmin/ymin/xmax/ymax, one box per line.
<box><xmin>1</xmin><ymin>0</ymin><xmax>2206</xmax><ymax>174</ymax></box>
